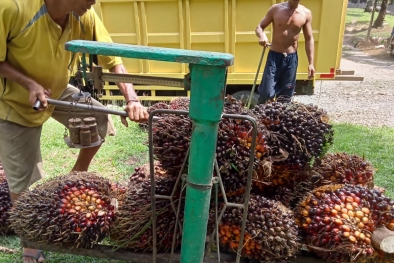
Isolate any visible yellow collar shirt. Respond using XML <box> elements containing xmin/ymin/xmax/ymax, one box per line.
<box><xmin>0</xmin><ymin>0</ymin><xmax>122</xmax><ymax>127</ymax></box>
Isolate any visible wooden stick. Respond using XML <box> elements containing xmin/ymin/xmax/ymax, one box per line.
<box><xmin>372</xmin><ymin>226</ymin><xmax>394</xmax><ymax>253</ymax></box>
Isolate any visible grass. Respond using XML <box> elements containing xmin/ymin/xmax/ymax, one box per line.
<box><xmin>1</xmin><ymin>117</ymin><xmax>393</xmax><ymax>262</ymax></box>
<box><xmin>346</xmin><ymin>8</ymin><xmax>394</xmax><ymax>26</ymax></box>
<box><xmin>346</xmin><ymin>8</ymin><xmax>394</xmax><ymax>40</ymax></box>
<box><xmin>0</xmin><ymin>235</ymin><xmax>127</xmax><ymax>263</ymax></box>
<box><xmin>328</xmin><ymin>123</ymin><xmax>394</xmax><ymax>198</ymax></box>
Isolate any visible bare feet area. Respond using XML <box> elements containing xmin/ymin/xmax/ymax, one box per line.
<box><xmin>294</xmin><ymin>42</ymin><xmax>394</xmax><ymax>128</ymax></box>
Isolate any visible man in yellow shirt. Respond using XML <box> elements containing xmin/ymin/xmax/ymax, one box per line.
<box><xmin>0</xmin><ymin>0</ymin><xmax>148</xmax><ymax>261</ymax></box>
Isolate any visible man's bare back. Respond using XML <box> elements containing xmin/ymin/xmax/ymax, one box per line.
<box><xmin>270</xmin><ymin>3</ymin><xmax>310</xmax><ymax>53</ymax></box>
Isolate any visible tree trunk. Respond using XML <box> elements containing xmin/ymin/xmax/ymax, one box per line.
<box><xmin>356</xmin><ymin>0</ymin><xmax>361</xmax><ymax>8</ymax></box>
<box><xmin>366</xmin><ymin>0</ymin><xmax>379</xmax><ymax>40</ymax></box>
<box><xmin>373</xmin><ymin>0</ymin><xmax>389</xmax><ymax>28</ymax></box>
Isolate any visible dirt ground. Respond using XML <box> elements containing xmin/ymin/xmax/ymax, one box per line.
<box><xmin>293</xmin><ymin>35</ymin><xmax>394</xmax><ymax>128</ymax></box>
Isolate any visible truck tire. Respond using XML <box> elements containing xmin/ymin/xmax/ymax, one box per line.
<box><xmin>231</xmin><ymin>90</ymin><xmax>259</xmax><ymax>108</ymax></box>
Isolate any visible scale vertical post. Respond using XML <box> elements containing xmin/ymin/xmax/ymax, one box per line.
<box><xmin>180</xmin><ymin>64</ymin><xmax>226</xmax><ymax>263</ymax></box>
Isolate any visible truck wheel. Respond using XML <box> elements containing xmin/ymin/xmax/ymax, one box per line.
<box><xmin>231</xmin><ymin>90</ymin><xmax>259</xmax><ymax>108</ymax></box>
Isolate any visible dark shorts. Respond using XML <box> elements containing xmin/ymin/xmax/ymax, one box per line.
<box><xmin>258</xmin><ymin>50</ymin><xmax>298</xmax><ymax>104</ymax></box>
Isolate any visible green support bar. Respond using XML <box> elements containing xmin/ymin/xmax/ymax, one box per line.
<box><xmin>65</xmin><ymin>40</ymin><xmax>234</xmax><ymax>263</ymax></box>
<box><xmin>182</xmin><ymin>64</ymin><xmax>227</xmax><ymax>263</ymax></box>
<box><xmin>65</xmin><ymin>40</ymin><xmax>233</xmax><ymax>66</ymax></box>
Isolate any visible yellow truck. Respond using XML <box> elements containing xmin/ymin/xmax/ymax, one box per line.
<box><xmin>89</xmin><ymin>0</ymin><xmax>361</xmax><ymax>105</ymax></box>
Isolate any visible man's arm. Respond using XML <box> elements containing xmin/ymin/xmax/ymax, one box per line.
<box><xmin>0</xmin><ymin>1</ymin><xmax>49</xmax><ymax>109</ymax></box>
<box><xmin>303</xmin><ymin>9</ymin><xmax>315</xmax><ymax>79</ymax></box>
<box><xmin>109</xmin><ymin>64</ymin><xmax>139</xmax><ymax>103</ymax></box>
<box><xmin>255</xmin><ymin>5</ymin><xmax>275</xmax><ymax>46</ymax></box>
<box><xmin>108</xmin><ymin>64</ymin><xmax>148</xmax><ymax>124</ymax></box>
<box><xmin>86</xmin><ymin>9</ymin><xmax>148</xmax><ymax>123</ymax></box>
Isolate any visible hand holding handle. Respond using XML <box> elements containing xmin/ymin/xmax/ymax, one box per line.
<box><xmin>33</xmin><ymin>100</ymin><xmax>41</xmax><ymax>111</ymax></box>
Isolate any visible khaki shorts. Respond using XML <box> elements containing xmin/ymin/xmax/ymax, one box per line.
<box><xmin>0</xmin><ymin>85</ymin><xmax>116</xmax><ymax>194</ymax></box>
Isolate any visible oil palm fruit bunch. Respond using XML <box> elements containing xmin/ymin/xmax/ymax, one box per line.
<box><xmin>223</xmin><ymin>95</ymin><xmax>246</xmax><ymax>115</ymax></box>
<box><xmin>110</xmin><ymin>182</ymin><xmax>127</xmax><ymax>196</ymax></box>
<box><xmin>169</xmin><ymin>97</ymin><xmax>190</xmax><ymax>111</ymax></box>
<box><xmin>251</xmin><ymin>101</ymin><xmax>334</xmax><ymax>167</ymax></box>
<box><xmin>110</xmin><ymin>162</ymin><xmax>183</xmax><ymax>252</ymax></box>
<box><xmin>253</xmin><ymin>163</ymin><xmax>311</xmax><ymax>194</ymax></box>
<box><xmin>151</xmin><ymin>96</ymin><xmax>270</xmax><ymax>196</ymax></box>
<box><xmin>0</xmin><ymin>171</ymin><xmax>12</xmax><ymax>234</ymax></box>
<box><xmin>152</xmin><ymin>113</ymin><xmax>192</xmax><ymax>173</ymax></box>
<box><xmin>139</xmin><ymin>98</ymin><xmax>189</xmax><ymax>131</ymax></box>
<box><xmin>9</xmin><ymin>172</ymin><xmax>116</xmax><ymax>248</ymax></box>
<box><xmin>311</xmin><ymin>152</ymin><xmax>375</xmax><ymax>188</ymax></box>
<box><xmin>216</xmin><ymin>117</ymin><xmax>269</xmax><ymax>197</ymax></box>
<box><xmin>215</xmin><ymin>96</ymin><xmax>270</xmax><ymax>197</ymax></box>
<box><xmin>295</xmin><ymin>184</ymin><xmax>394</xmax><ymax>263</ymax></box>
<box><xmin>213</xmin><ymin>194</ymin><xmax>299</xmax><ymax>261</ymax></box>
<box><xmin>138</xmin><ymin>102</ymin><xmax>170</xmax><ymax>131</ymax></box>
<box><xmin>259</xmin><ymin>177</ymin><xmax>320</xmax><ymax>211</ymax></box>
<box><xmin>252</xmin><ymin>162</ymin><xmax>315</xmax><ymax>211</ymax></box>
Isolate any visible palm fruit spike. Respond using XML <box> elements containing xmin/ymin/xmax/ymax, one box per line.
<box><xmin>211</xmin><ymin>194</ymin><xmax>299</xmax><ymax>261</ymax></box>
<box><xmin>9</xmin><ymin>172</ymin><xmax>116</xmax><ymax>249</ymax></box>
<box><xmin>311</xmin><ymin>152</ymin><xmax>375</xmax><ymax>187</ymax></box>
<box><xmin>295</xmin><ymin>184</ymin><xmax>394</xmax><ymax>263</ymax></box>
<box><xmin>0</xmin><ymin>171</ymin><xmax>12</xmax><ymax>234</ymax></box>
<box><xmin>110</xmin><ymin>162</ymin><xmax>182</xmax><ymax>252</ymax></box>
<box><xmin>251</xmin><ymin>101</ymin><xmax>334</xmax><ymax>167</ymax></box>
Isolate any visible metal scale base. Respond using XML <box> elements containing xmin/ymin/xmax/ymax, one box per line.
<box><xmin>64</xmin><ymin>136</ymin><xmax>103</xmax><ymax>149</ymax></box>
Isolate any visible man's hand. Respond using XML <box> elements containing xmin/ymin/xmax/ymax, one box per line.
<box><xmin>121</xmin><ymin>101</ymin><xmax>149</xmax><ymax>127</ymax></box>
<box><xmin>27</xmin><ymin>82</ymin><xmax>51</xmax><ymax>111</ymax></box>
<box><xmin>258</xmin><ymin>35</ymin><xmax>270</xmax><ymax>47</ymax></box>
<box><xmin>308</xmin><ymin>64</ymin><xmax>315</xmax><ymax>79</ymax></box>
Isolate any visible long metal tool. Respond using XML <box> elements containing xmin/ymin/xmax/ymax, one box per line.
<box><xmin>34</xmin><ymin>99</ymin><xmax>133</xmax><ymax>118</ymax></box>
<box><xmin>246</xmin><ymin>45</ymin><xmax>269</xmax><ymax>109</ymax></box>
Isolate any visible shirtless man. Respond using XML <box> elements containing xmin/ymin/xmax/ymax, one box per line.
<box><xmin>255</xmin><ymin>0</ymin><xmax>315</xmax><ymax>104</ymax></box>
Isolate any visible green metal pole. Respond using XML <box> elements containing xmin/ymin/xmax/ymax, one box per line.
<box><xmin>180</xmin><ymin>64</ymin><xmax>227</xmax><ymax>263</ymax></box>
